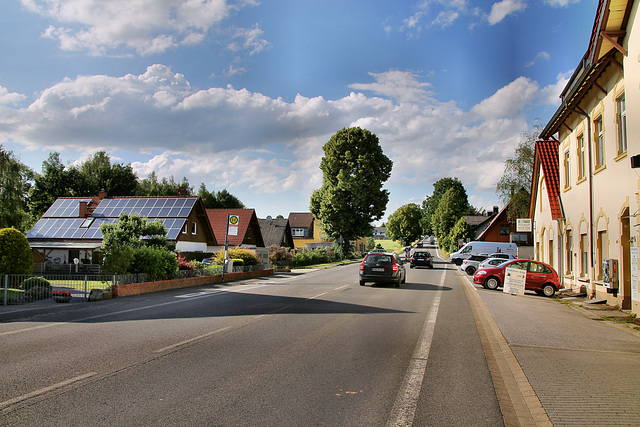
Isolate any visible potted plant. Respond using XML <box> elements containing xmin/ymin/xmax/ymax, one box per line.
<box><xmin>52</xmin><ymin>290</ymin><xmax>72</xmax><ymax>303</ymax></box>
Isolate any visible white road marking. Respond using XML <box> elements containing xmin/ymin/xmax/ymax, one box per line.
<box><xmin>0</xmin><ymin>372</ymin><xmax>97</xmax><ymax>411</ymax></box>
<box><xmin>154</xmin><ymin>326</ymin><xmax>233</xmax><ymax>353</ymax></box>
<box><xmin>307</xmin><ymin>292</ymin><xmax>327</xmax><ymax>300</ymax></box>
<box><xmin>385</xmin><ymin>267</ymin><xmax>445</xmax><ymax>427</ymax></box>
<box><xmin>334</xmin><ymin>284</ymin><xmax>349</xmax><ymax>290</ymax></box>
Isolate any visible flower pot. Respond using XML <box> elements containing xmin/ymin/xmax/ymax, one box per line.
<box><xmin>53</xmin><ymin>295</ymin><xmax>72</xmax><ymax>303</ymax></box>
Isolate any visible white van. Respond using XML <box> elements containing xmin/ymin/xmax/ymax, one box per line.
<box><xmin>449</xmin><ymin>241</ymin><xmax>517</xmax><ymax>265</ymax></box>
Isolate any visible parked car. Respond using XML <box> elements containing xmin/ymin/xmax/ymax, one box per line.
<box><xmin>359</xmin><ymin>252</ymin><xmax>406</xmax><ymax>287</ymax></box>
<box><xmin>450</xmin><ymin>241</ymin><xmax>517</xmax><ymax>265</ymax></box>
<box><xmin>477</xmin><ymin>257</ymin><xmax>509</xmax><ymax>270</ymax></box>
<box><xmin>410</xmin><ymin>251</ymin><xmax>433</xmax><ymax>269</ymax></box>
<box><xmin>487</xmin><ymin>253</ymin><xmax>516</xmax><ymax>261</ymax></box>
<box><xmin>473</xmin><ymin>259</ymin><xmax>560</xmax><ymax>297</ymax></box>
<box><xmin>460</xmin><ymin>254</ymin><xmax>489</xmax><ymax>275</ymax></box>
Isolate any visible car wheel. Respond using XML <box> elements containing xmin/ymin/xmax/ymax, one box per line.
<box><xmin>359</xmin><ymin>280</ymin><xmax>365</xmax><ymax>286</ymax></box>
<box><xmin>401</xmin><ymin>273</ymin><xmax>406</xmax><ymax>284</ymax></box>
<box><xmin>542</xmin><ymin>284</ymin><xmax>556</xmax><ymax>297</ymax></box>
<box><xmin>410</xmin><ymin>265</ymin><xmax>414</xmax><ymax>269</ymax></box>
<box><xmin>466</xmin><ymin>267</ymin><xmax>476</xmax><ymax>275</ymax></box>
<box><xmin>485</xmin><ymin>277</ymin><xmax>500</xmax><ymax>290</ymax></box>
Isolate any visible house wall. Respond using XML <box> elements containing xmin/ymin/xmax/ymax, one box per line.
<box><xmin>177</xmin><ymin>211</ymin><xmax>212</xmax><ymax>246</ymax></box>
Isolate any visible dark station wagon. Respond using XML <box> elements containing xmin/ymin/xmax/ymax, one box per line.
<box><xmin>359</xmin><ymin>252</ymin><xmax>406</xmax><ymax>287</ymax></box>
<box><xmin>410</xmin><ymin>251</ymin><xmax>434</xmax><ymax>269</ymax></box>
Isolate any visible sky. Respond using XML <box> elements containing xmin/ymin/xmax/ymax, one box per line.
<box><xmin>0</xmin><ymin>0</ymin><xmax>598</xmax><ymax>224</ymax></box>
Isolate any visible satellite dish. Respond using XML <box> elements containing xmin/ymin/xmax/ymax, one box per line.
<box><xmin>266</xmin><ymin>215</ymin><xmax>273</xmax><ymax>221</ymax></box>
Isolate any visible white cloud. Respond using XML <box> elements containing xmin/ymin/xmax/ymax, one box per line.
<box><xmin>1</xmin><ymin>65</ymin><xmax>549</xmax><ymax>215</ymax></box>
<box><xmin>21</xmin><ymin>0</ymin><xmax>258</xmax><ymax>56</ymax></box>
<box><xmin>488</xmin><ymin>0</ymin><xmax>527</xmax><ymax>25</ymax></box>
<box><xmin>0</xmin><ymin>87</ymin><xmax>26</xmax><ymax>104</ymax></box>
<box><xmin>538</xmin><ymin>71</ymin><xmax>572</xmax><ymax>106</ymax></box>
<box><xmin>544</xmin><ymin>0</ymin><xmax>581</xmax><ymax>7</ymax></box>
<box><xmin>525</xmin><ymin>51</ymin><xmax>551</xmax><ymax>67</ymax></box>
<box><xmin>227</xmin><ymin>24</ymin><xmax>270</xmax><ymax>56</ymax></box>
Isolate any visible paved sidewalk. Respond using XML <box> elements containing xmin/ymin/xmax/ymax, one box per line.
<box><xmin>460</xmin><ymin>270</ymin><xmax>640</xmax><ymax>426</ymax></box>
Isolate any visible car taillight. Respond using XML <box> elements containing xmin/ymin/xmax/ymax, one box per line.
<box><xmin>410</xmin><ymin>257</ymin><xmax>415</xmax><ymax>261</ymax></box>
<box><xmin>392</xmin><ymin>258</ymin><xmax>398</xmax><ymax>272</ymax></box>
<box><xmin>360</xmin><ymin>260</ymin><xmax>365</xmax><ymax>271</ymax></box>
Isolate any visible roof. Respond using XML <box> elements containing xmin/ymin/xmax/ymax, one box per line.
<box><xmin>477</xmin><ymin>205</ymin><xmax>509</xmax><ymax>241</ymax></box>
<box><xmin>27</xmin><ymin>196</ymin><xmax>209</xmax><ymax>242</ymax></box>
<box><xmin>529</xmin><ymin>140</ymin><xmax>564</xmax><ymax>220</ymax></box>
<box><xmin>288</xmin><ymin>212</ymin><xmax>315</xmax><ymax>228</ymax></box>
<box><xmin>206</xmin><ymin>209</ymin><xmax>265</xmax><ymax>247</ymax></box>
<box><xmin>258</xmin><ymin>218</ymin><xmax>293</xmax><ymax>248</ymax></box>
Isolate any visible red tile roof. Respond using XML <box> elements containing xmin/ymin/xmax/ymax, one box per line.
<box><xmin>536</xmin><ymin>140</ymin><xmax>564</xmax><ymax>219</ymax></box>
<box><xmin>206</xmin><ymin>209</ymin><xmax>261</xmax><ymax>246</ymax></box>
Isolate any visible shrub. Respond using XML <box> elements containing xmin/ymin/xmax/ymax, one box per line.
<box><xmin>268</xmin><ymin>245</ymin><xmax>292</xmax><ymax>265</ymax></box>
<box><xmin>20</xmin><ymin>276</ymin><xmax>52</xmax><ymax>290</ymax></box>
<box><xmin>131</xmin><ymin>246</ymin><xmax>177</xmax><ymax>281</ymax></box>
<box><xmin>213</xmin><ymin>248</ymin><xmax>260</xmax><ymax>266</ymax></box>
<box><xmin>20</xmin><ymin>277</ymin><xmax>52</xmax><ymax>301</ymax></box>
<box><xmin>0</xmin><ymin>228</ymin><xmax>33</xmax><ymax>274</ymax></box>
<box><xmin>232</xmin><ymin>258</ymin><xmax>245</xmax><ymax>266</ymax></box>
<box><xmin>291</xmin><ymin>248</ymin><xmax>335</xmax><ymax>267</ymax></box>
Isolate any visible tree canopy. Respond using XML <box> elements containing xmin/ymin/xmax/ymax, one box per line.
<box><xmin>431</xmin><ymin>185</ymin><xmax>471</xmax><ymax>241</ymax></box>
<box><xmin>136</xmin><ymin>172</ymin><xmax>192</xmax><ymax>196</ymax></box>
<box><xmin>421</xmin><ymin>177</ymin><xmax>471</xmax><ymax>236</ymax></box>
<box><xmin>310</xmin><ymin>127</ymin><xmax>392</xmax><ymax>255</ymax></box>
<box><xmin>496</xmin><ymin>126</ymin><xmax>538</xmax><ymax>222</ymax></box>
<box><xmin>386</xmin><ymin>203</ymin><xmax>423</xmax><ymax>244</ymax></box>
<box><xmin>0</xmin><ymin>146</ymin><xmax>32</xmax><ymax>231</ymax></box>
<box><xmin>197</xmin><ymin>184</ymin><xmax>245</xmax><ymax>209</ymax></box>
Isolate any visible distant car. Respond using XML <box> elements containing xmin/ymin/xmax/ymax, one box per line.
<box><xmin>473</xmin><ymin>259</ymin><xmax>560</xmax><ymax>297</ymax></box>
<box><xmin>410</xmin><ymin>251</ymin><xmax>434</xmax><ymax>269</ymax></box>
<box><xmin>460</xmin><ymin>254</ymin><xmax>489</xmax><ymax>275</ymax></box>
<box><xmin>416</xmin><ymin>242</ymin><xmax>423</xmax><ymax>248</ymax></box>
<box><xmin>359</xmin><ymin>252</ymin><xmax>406</xmax><ymax>287</ymax></box>
<box><xmin>370</xmin><ymin>248</ymin><xmax>386</xmax><ymax>253</ymax></box>
<box><xmin>477</xmin><ymin>258</ymin><xmax>508</xmax><ymax>270</ymax></box>
<box><xmin>201</xmin><ymin>257</ymin><xmax>215</xmax><ymax>266</ymax></box>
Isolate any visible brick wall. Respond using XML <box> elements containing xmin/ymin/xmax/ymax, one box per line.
<box><xmin>112</xmin><ymin>269</ymin><xmax>274</xmax><ymax>298</ymax></box>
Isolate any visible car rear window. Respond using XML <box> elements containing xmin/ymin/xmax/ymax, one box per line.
<box><xmin>414</xmin><ymin>252</ymin><xmax>430</xmax><ymax>257</ymax></box>
<box><xmin>366</xmin><ymin>255</ymin><xmax>392</xmax><ymax>264</ymax></box>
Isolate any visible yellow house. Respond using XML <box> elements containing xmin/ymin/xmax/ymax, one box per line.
<box><xmin>531</xmin><ymin>0</ymin><xmax>639</xmax><ymax>314</ymax></box>
<box><xmin>288</xmin><ymin>212</ymin><xmax>368</xmax><ymax>253</ymax></box>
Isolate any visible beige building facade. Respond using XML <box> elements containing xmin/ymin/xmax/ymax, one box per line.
<box><xmin>531</xmin><ymin>0</ymin><xmax>639</xmax><ymax>314</ymax></box>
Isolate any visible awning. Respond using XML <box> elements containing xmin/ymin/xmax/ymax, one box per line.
<box><xmin>28</xmin><ymin>241</ymin><xmax>103</xmax><ymax>250</ymax></box>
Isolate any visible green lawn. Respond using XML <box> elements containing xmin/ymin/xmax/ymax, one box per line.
<box><xmin>49</xmin><ymin>279</ymin><xmax>112</xmax><ymax>290</ymax></box>
<box><xmin>374</xmin><ymin>239</ymin><xmax>405</xmax><ymax>253</ymax></box>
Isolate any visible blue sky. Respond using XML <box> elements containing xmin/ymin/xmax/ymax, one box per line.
<box><xmin>0</xmin><ymin>0</ymin><xmax>597</xmax><ymax>223</ymax></box>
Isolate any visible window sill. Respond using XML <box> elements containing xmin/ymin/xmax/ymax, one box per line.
<box><xmin>563</xmin><ymin>185</ymin><xmax>572</xmax><ymax>192</ymax></box>
<box><xmin>576</xmin><ymin>177</ymin><xmax>587</xmax><ymax>185</ymax></box>
<box><xmin>614</xmin><ymin>152</ymin><xmax>627</xmax><ymax>162</ymax></box>
<box><xmin>594</xmin><ymin>165</ymin><xmax>606</xmax><ymax>174</ymax></box>
<box><xmin>578</xmin><ymin>276</ymin><xmax>590</xmax><ymax>283</ymax></box>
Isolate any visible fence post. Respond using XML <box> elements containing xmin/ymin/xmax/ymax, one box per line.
<box><xmin>84</xmin><ymin>275</ymin><xmax>88</xmax><ymax>298</ymax></box>
<box><xmin>3</xmin><ymin>275</ymin><xmax>7</xmax><ymax>306</ymax></box>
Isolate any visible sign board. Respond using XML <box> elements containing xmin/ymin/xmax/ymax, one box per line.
<box><xmin>632</xmin><ymin>247</ymin><xmax>639</xmax><ymax>302</ymax></box>
<box><xmin>503</xmin><ymin>267</ymin><xmax>526</xmax><ymax>295</ymax></box>
<box><xmin>228</xmin><ymin>214</ymin><xmax>239</xmax><ymax>236</ymax></box>
<box><xmin>516</xmin><ymin>218</ymin><xmax>532</xmax><ymax>233</ymax></box>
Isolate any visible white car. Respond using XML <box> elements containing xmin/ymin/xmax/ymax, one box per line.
<box><xmin>460</xmin><ymin>253</ymin><xmax>490</xmax><ymax>275</ymax></box>
<box><xmin>477</xmin><ymin>257</ymin><xmax>509</xmax><ymax>270</ymax></box>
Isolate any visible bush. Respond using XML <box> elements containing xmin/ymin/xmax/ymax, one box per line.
<box><xmin>268</xmin><ymin>245</ymin><xmax>292</xmax><ymax>265</ymax></box>
<box><xmin>20</xmin><ymin>276</ymin><xmax>52</xmax><ymax>291</ymax></box>
<box><xmin>25</xmin><ymin>286</ymin><xmax>52</xmax><ymax>301</ymax></box>
<box><xmin>291</xmin><ymin>248</ymin><xmax>337</xmax><ymax>267</ymax></box>
<box><xmin>232</xmin><ymin>258</ymin><xmax>245</xmax><ymax>266</ymax></box>
<box><xmin>213</xmin><ymin>248</ymin><xmax>260</xmax><ymax>266</ymax></box>
<box><xmin>0</xmin><ymin>228</ymin><xmax>33</xmax><ymax>274</ymax></box>
<box><xmin>131</xmin><ymin>246</ymin><xmax>177</xmax><ymax>281</ymax></box>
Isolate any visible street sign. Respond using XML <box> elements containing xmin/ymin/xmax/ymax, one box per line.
<box><xmin>516</xmin><ymin>218</ymin><xmax>532</xmax><ymax>232</ymax></box>
<box><xmin>228</xmin><ymin>214</ymin><xmax>239</xmax><ymax>236</ymax></box>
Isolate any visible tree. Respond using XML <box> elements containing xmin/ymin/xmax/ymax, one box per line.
<box><xmin>422</xmin><ymin>177</ymin><xmax>471</xmax><ymax>235</ymax></box>
<box><xmin>431</xmin><ymin>186</ymin><xmax>470</xmax><ymax>240</ymax></box>
<box><xmin>386</xmin><ymin>204</ymin><xmax>423</xmax><ymax>244</ymax></box>
<box><xmin>365</xmin><ymin>237</ymin><xmax>376</xmax><ymax>252</ymax></box>
<box><xmin>0</xmin><ymin>146</ymin><xmax>32</xmax><ymax>231</ymax></box>
<box><xmin>77</xmin><ymin>151</ymin><xmax>138</xmax><ymax>196</ymax></box>
<box><xmin>137</xmin><ymin>172</ymin><xmax>192</xmax><ymax>196</ymax></box>
<box><xmin>0</xmin><ymin>228</ymin><xmax>33</xmax><ymax>274</ymax></box>
<box><xmin>197</xmin><ymin>184</ymin><xmax>245</xmax><ymax>209</ymax></box>
<box><xmin>100</xmin><ymin>213</ymin><xmax>175</xmax><ymax>277</ymax></box>
<box><xmin>448</xmin><ymin>217</ymin><xmax>473</xmax><ymax>251</ymax></box>
<box><xmin>310</xmin><ymin>127</ymin><xmax>393</xmax><ymax>256</ymax></box>
<box><xmin>496</xmin><ymin>126</ymin><xmax>539</xmax><ymax>222</ymax></box>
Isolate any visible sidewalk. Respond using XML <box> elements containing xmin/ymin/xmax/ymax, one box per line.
<box><xmin>460</xmin><ymin>270</ymin><xmax>640</xmax><ymax>426</ymax></box>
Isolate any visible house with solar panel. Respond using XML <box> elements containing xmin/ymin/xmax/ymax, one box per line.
<box><xmin>26</xmin><ymin>193</ymin><xmax>216</xmax><ymax>271</ymax></box>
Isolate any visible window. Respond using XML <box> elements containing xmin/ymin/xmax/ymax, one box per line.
<box><xmin>597</xmin><ymin>231</ymin><xmax>608</xmax><ymax>280</ymax></box>
<box><xmin>594</xmin><ymin>116</ymin><xmax>605</xmax><ymax>168</ymax></box>
<box><xmin>580</xmin><ymin>233</ymin><xmax>589</xmax><ymax>277</ymax></box>
<box><xmin>292</xmin><ymin>228</ymin><xmax>305</xmax><ymax>237</ymax></box>
<box><xmin>191</xmin><ymin>222</ymin><xmax>197</xmax><ymax>235</ymax></box>
<box><xmin>616</xmin><ymin>94</ymin><xmax>627</xmax><ymax>155</ymax></box>
<box><xmin>563</xmin><ymin>148</ymin><xmax>570</xmax><ymax>188</ymax></box>
<box><xmin>182</xmin><ymin>222</ymin><xmax>188</xmax><ymax>234</ymax></box>
<box><xmin>500</xmin><ymin>225</ymin><xmax>509</xmax><ymax>235</ymax></box>
<box><xmin>566</xmin><ymin>230</ymin><xmax>573</xmax><ymax>274</ymax></box>
<box><xmin>577</xmin><ymin>134</ymin><xmax>586</xmax><ymax>179</ymax></box>
<box><xmin>549</xmin><ymin>237</ymin><xmax>554</xmax><ymax>267</ymax></box>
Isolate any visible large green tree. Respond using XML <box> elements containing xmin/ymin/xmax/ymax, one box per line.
<box><xmin>0</xmin><ymin>228</ymin><xmax>33</xmax><ymax>274</ymax></box>
<box><xmin>310</xmin><ymin>127</ymin><xmax>393</xmax><ymax>255</ymax></box>
<box><xmin>431</xmin><ymin>185</ymin><xmax>470</xmax><ymax>240</ymax></box>
<box><xmin>496</xmin><ymin>126</ymin><xmax>539</xmax><ymax>222</ymax></box>
<box><xmin>422</xmin><ymin>177</ymin><xmax>471</xmax><ymax>235</ymax></box>
<box><xmin>136</xmin><ymin>172</ymin><xmax>192</xmax><ymax>196</ymax></box>
<box><xmin>197</xmin><ymin>184</ymin><xmax>245</xmax><ymax>209</ymax></box>
<box><xmin>0</xmin><ymin>146</ymin><xmax>32</xmax><ymax>231</ymax></box>
<box><xmin>386</xmin><ymin>203</ymin><xmax>423</xmax><ymax>244</ymax></box>
<box><xmin>77</xmin><ymin>151</ymin><xmax>138</xmax><ymax>196</ymax></box>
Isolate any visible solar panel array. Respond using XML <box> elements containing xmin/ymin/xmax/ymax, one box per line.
<box><xmin>28</xmin><ymin>197</ymin><xmax>194</xmax><ymax>241</ymax></box>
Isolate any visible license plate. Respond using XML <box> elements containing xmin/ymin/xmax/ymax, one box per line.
<box><xmin>372</xmin><ymin>268</ymin><xmax>385</xmax><ymax>272</ymax></box>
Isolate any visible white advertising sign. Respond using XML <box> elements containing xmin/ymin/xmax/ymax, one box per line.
<box><xmin>632</xmin><ymin>247</ymin><xmax>639</xmax><ymax>302</ymax></box>
<box><xmin>516</xmin><ymin>218</ymin><xmax>532</xmax><ymax>233</ymax></box>
<box><xmin>503</xmin><ymin>267</ymin><xmax>526</xmax><ymax>296</ymax></box>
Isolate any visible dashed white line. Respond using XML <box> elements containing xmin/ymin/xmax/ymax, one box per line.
<box><xmin>154</xmin><ymin>326</ymin><xmax>233</xmax><ymax>353</ymax></box>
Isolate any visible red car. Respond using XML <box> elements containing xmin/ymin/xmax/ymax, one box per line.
<box><xmin>472</xmin><ymin>259</ymin><xmax>561</xmax><ymax>297</ymax></box>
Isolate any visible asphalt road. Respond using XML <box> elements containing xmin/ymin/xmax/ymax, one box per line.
<box><xmin>0</xmin><ymin>254</ymin><xmax>502</xmax><ymax>426</ymax></box>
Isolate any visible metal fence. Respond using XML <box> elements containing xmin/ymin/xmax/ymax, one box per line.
<box><xmin>1</xmin><ymin>264</ymin><xmax>269</xmax><ymax>306</ymax></box>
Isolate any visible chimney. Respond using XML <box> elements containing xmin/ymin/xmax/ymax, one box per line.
<box><xmin>98</xmin><ymin>191</ymin><xmax>107</xmax><ymax>200</ymax></box>
<box><xmin>178</xmin><ymin>187</ymin><xmax>186</xmax><ymax>196</ymax></box>
<box><xmin>493</xmin><ymin>206</ymin><xmax>499</xmax><ymax>215</ymax></box>
<box><xmin>79</xmin><ymin>201</ymin><xmax>88</xmax><ymax>218</ymax></box>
